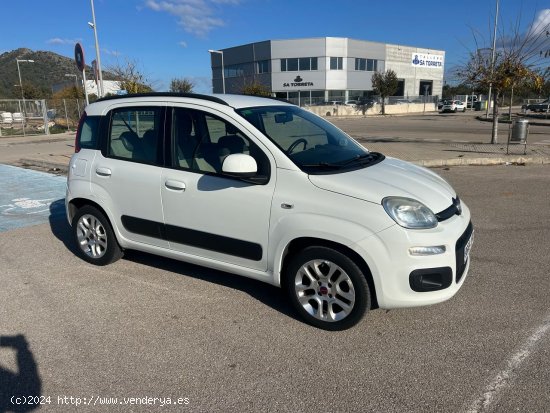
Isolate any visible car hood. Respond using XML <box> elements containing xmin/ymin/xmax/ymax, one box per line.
<box><xmin>308</xmin><ymin>157</ymin><xmax>456</xmax><ymax>213</ymax></box>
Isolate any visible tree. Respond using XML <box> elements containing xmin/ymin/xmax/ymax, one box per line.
<box><xmin>169</xmin><ymin>77</ymin><xmax>195</xmax><ymax>93</ymax></box>
<box><xmin>107</xmin><ymin>59</ymin><xmax>153</xmax><ymax>94</ymax></box>
<box><xmin>371</xmin><ymin>69</ymin><xmax>398</xmax><ymax>115</ymax></box>
<box><xmin>52</xmin><ymin>85</ymin><xmax>84</xmax><ymax>99</ymax></box>
<box><xmin>457</xmin><ymin>10</ymin><xmax>549</xmax><ymax>143</ymax></box>
<box><xmin>12</xmin><ymin>83</ymin><xmax>43</xmax><ymax>99</ymax></box>
<box><xmin>241</xmin><ymin>82</ymin><xmax>271</xmax><ymax>97</ymax></box>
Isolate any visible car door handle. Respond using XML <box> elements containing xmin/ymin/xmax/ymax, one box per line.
<box><xmin>95</xmin><ymin>167</ymin><xmax>112</xmax><ymax>177</ymax></box>
<box><xmin>165</xmin><ymin>180</ymin><xmax>186</xmax><ymax>191</ymax></box>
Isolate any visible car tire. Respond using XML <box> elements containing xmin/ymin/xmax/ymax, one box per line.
<box><xmin>72</xmin><ymin>205</ymin><xmax>123</xmax><ymax>266</ymax></box>
<box><xmin>463</xmin><ymin>108</ymin><xmax>466</xmax><ymax>112</ymax></box>
<box><xmin>284</xmin><ymin>246</ymin><xmax>370</xmax><ymax>330</ymax></box>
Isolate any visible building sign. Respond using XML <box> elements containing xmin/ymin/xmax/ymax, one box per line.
<box><xmin>283</xmin><ymin>76</ymin><xmax>314</xmax><ymax>87</ymax></box>
<box><xmin>411</xmin><ymin>53</ymin><xmax>443</xmax><ymax>69</ymax></box>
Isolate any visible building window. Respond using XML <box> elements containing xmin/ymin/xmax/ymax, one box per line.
<box><xmin>224</xmin><ymin>64</ymin><xmax>245</xmax><ymax>78</ymax></box>
<box><xmin>367</xmin><ymin>59</ymin><xmax>377</xmax><ymax>72</ymax></box>
<box><xmin>257</xmin><ymin>60</ymin><xmax>269</xmax><ymax>74</ymax></box>
<box><xmin>355</xmin><ymin>58</ymin><xmax>378</xmax><ymax>71</ymax></box>
<box><xmin>330</xmin><ymin>57</ymin><xmax>343</xmax><ymax>70</ymax></box>
<box><xmin>280</xmin><ymin>57</ymin><xmax>318</xmax><ymax>72</ymax></box>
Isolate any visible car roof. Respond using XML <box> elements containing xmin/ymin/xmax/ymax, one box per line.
<box><xmin>85</xmin><ymin>92</ymin><xmax>292</xmax><ymax>115</ymax></box>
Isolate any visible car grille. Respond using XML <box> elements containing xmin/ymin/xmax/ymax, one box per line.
<box><xmin>455</xmin><ymin>221</ymin><xmax>473</xmax><ymax>283</ymax></box>
<box><xmin>436</xmin><ymin>197</ymin><xmax>462</xmax><ymax>222</ymax></box>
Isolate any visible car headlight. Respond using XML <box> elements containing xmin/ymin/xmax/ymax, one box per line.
<box><xmin>382</xmin><ymin>197</ymin><xmax>438</xmax><ymax>229</ymax></box>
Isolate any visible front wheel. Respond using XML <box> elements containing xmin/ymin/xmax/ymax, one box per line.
<box><xmin>72</xmin><ymin>205</ymin><xmax>123</xmax><ymax>265</ymax></box>
<box><xmin>284</xmin><ymin>246</ymin><xmax>370</xmax><ymax>330</ymax></box>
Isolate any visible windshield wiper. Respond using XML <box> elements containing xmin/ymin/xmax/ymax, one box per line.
<box><xmin>337</xmin><ymin>153</ymin><xmax>375</xmax><ymax>166</ymax></box>
<box><xmin>300</xmin><ymin>162</ymin><xmax>344</xmax><ymax>169</ymax></box>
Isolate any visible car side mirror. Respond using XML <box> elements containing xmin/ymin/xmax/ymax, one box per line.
<box><xmin>222</xmin><ymin>153</ymin><xmax>257</xmax><ymax>178</ymax></box>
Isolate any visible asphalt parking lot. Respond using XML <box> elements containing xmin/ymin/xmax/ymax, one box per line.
<box><xmin>1</xmin><ymin>163</ymin><xmax>549</xmax><ymax>412</ymax></box>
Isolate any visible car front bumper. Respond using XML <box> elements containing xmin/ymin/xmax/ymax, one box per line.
<box><xmin>350</xmin><ymin>204</ymin><xmax>473</xmax><ymax>309</ymax></box>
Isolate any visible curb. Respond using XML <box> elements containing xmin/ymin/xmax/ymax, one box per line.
<box><xmin>415</xmin><ymin>156</ymin><xmax>550</xmax><ymax>168</ymax></box>
<box><xmin>475</xmin><ymin>115</ymin><xmax>550</xmax><ymax>127</ymax></box>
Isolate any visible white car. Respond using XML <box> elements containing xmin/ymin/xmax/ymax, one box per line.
<box><xmin>440</xmin><ymin>100</ymin><xmax>466</xmax><ymax>113</ymax></box>
<box><xmin>66</xmin><ymin>93</ymin><xmax>473</xmax><ymax>330</ymax></box>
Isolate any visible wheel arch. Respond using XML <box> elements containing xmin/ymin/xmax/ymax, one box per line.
<box><xmin>280</xmin><ymin>237</ymin><xmax>379</xmax><ymax>309</ymax></box>
<box><xmin>68</xmin><ymin>198</ymin><xmax>110</xmax><ymax>227</ymax></box>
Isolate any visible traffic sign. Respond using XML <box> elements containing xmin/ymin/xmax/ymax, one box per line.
<box><xmin>74</xmin><ymin>43</ymin><xmax>85</xmax><ymax>72</ymax></box>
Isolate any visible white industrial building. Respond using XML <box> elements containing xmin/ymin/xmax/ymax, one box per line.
<box><xmin>210</xmin><ymin>37</ymin><xmax>445</xmax><ymax>104</ymax></box>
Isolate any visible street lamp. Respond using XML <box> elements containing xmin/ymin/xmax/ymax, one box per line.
<box><xmin>16</xmin><ymin>58</ymin><xmax>34</xmax><ymax>137</ymax></box>
<box><xmin>65</xmin><ymin>74</ymin><xmax>82</xmax><ymax>118</ymax></box>
<box><xmin>486</xmin><ymin>0</ymin><xmax>499</xmax><ymax>122</ymax></box>
<box><xmin>89</xmin><ymin>0</ymin><xmax>104</xmax><ymax>97</ymax></box>
<box><xmin>208</xmin><ymin>49</ymin><xmax>225</xmax><ymax>94</ymax></box>
<box><xmin>65</xmin><ymin>74</ymin><xmax>79</xmax><ymax>94</ymax></box>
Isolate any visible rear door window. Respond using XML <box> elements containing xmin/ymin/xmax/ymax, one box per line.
<box><xmin>107</xmin><ymin>107</ymin><xmax>163</xmax><ymax>165</ymax></box>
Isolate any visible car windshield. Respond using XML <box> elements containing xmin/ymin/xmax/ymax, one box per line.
<box><xmin>236</xmin><ymin>105</ymin><xmax>382</xmax><ymax>173</ymax></box>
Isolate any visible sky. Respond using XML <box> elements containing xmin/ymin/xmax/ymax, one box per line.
<box><xmin>1</xmin><ymin>0</ymin><xmax>549</xmax><ymax>93</ymax></box>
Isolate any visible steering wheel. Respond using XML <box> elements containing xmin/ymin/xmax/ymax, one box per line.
<box><xmin>287</xmin><ymin>138</ymin><xmax>307</xmax><ymax>154</ymax></box>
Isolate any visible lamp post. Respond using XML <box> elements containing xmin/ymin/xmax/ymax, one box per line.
<box><xmin>16</xmin><ymin>58</ymin><xmax>34</xmax><ymax>137</ymax></box>
<box><xmin>65</xmin><ymin>74</ymin><xmax>79</xmax><ymax>95</ymax></box>
<box><xmin>89</xmin><ymin>0</ymin><xmax>104</xmax><ymax>97</ymax></box>
<box><xmin>208</xmin><ymin>49</ymin><xmax>225</xmax><ymax>94</ymax></box>
<box><xmin>485</xmin><ymin>0</ymin><xmax>499</xmax><ymax>120</ymax></box>
<box><xmin>65</xmin><ymin>74</ymin><xmax>82</xmax><ymax>118</ymax></box>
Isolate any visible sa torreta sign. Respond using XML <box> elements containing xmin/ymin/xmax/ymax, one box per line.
<box><xmin>283</xmin><ymin>76</ymin><xmax>314</xmax><ymax>88</ymax></box>
<box><xmin>411</xmin><ymin>53</ymin><xmax>443</xmax><ymax>69</ymax></box>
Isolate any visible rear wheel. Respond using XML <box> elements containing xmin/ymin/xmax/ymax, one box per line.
<box><xmin>72</xmin><ymin>205</ymin><xmax>123</xmax><ymax>265</ymax></box>
<box><xmin>284</xmin><ymin>246</ymin><xmax>370</xmax><ymax>330</ymax></box>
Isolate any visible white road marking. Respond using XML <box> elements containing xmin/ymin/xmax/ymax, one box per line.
<box><xmin>0</xmin><ymin>197</ymin><xmax>56</xmax><ymax>215</ymax></box>
<box><xmin>465</xmin><ymin>314</ymin><xmax>550</xmax><ymax>412</ymax></box>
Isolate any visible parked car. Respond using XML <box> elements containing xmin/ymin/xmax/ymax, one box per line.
<box><xmin>524</xmin><ymin>99</ymin><xmax>550</xmax><ymax>113</ymax></box>
<box><xmin>344</xmin><ymin>100</ymin><xmax>358</xmax><ymax>106</ymax></box>
<box><xmin>66</xmin><ymin>93</ymin><xmax>473</xmax><ymax>330</ymax></box>
<box><xmin>440</xmin><ymin>100</ymin><xmax>466</xmax><ymax>113</ymax></box>
<box><xmin>356</xmin><ymin>98</ymin><xmax>375</xmax><ymax>108</ymax></box>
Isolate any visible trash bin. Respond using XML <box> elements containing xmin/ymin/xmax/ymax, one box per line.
<box><xmin>474</xmin><ymin>101</ymin><xmax>487</xmax><ymax>111</ymax></box>
<box><xmin>511</xmin><ymin>118</ymin><xmax>529</xmax><ymax>143</ymax></box>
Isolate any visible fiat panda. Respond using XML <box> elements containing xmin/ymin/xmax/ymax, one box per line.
<box><xmin>66</xmin><ymin>93</ymin><xmax>473</xmax><ymax>330</ymax></box>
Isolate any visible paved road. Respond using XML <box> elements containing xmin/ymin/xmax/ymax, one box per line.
<box><xmin>331</xmin><ymin>111</ymin><xmax>550</xmax><ymax>145</ymax></box>
<box><xmin>0</xmin><ymin>135</ymin><xmax>74</xmax><ymax>165</ymax></box>
<box><xmin>1</xmin><ymin>164</ymin><xmax>549</xmax><ymax>412</ymax></box>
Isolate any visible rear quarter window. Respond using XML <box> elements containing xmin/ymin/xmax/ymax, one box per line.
<box><xmin>78</xmin><ymin>114</ymin><xmax>100</xmax><ymax>149</ymax></box>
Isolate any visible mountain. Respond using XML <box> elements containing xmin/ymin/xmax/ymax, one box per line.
<box><xmin>0</xmin><ymin>48</ymin><xmax>115</xmax><ymax>98</ymax></box>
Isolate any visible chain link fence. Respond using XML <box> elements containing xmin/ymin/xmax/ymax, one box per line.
<box><xmin>0</xmin><ymin>99</ymin><xmax>86</xmax><ymax>137</ymax></box>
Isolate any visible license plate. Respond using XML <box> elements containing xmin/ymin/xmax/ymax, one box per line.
<box><xmin>464</xmin><ymin>230</ymin><xmax>474</xmax><ymax>263</ymax></box>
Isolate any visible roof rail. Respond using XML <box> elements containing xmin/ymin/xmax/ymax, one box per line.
<box><xmin>95</xmin><ymin>92</ymin><xmax>229</xmax><ymax>106</ymax></box>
